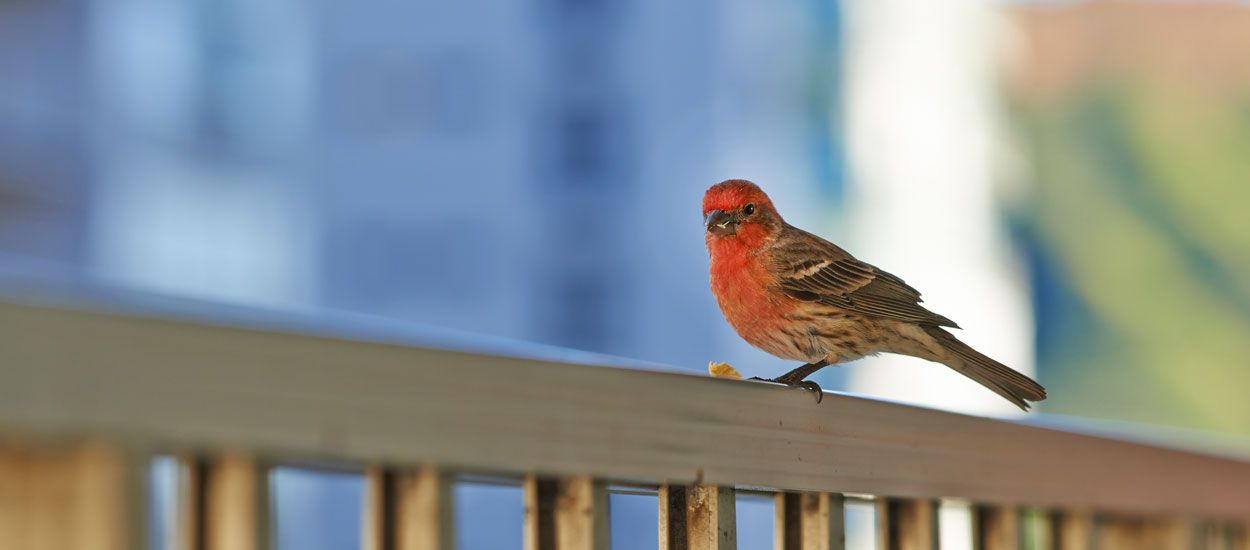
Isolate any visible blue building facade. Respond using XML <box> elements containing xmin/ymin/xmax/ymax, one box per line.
<box><xmin>1</xmin><ymin>0</ymin><xmax>842</xmax><ymax>547</ymax></box>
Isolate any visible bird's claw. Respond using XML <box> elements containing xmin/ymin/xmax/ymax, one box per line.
<box><xmin>795</xmin><ymin>380</ymin><xmax>824</xmax><ymax>403</ymax></box>
<box><xmin>746</xmin><ymin>376</ymin><xmax>824</xmax><ymax>404</ymax></box>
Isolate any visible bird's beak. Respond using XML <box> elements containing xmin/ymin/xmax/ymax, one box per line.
<box><xmin>705</xmin><ymin>209</ymin><xmax>738</xmax><ymax>235</ymax></box>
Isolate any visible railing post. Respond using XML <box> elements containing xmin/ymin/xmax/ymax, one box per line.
<box><xmin>1095</xmin><ymin>515</ymin><xmax>1200</xmax><ymax>550</ymax></box>
<box><xmin>776</xmin><ymin>492</ymin><xmax>845</xmax><ymax>550</ymax></box>
<box><xmin>973</xmin><ymin>505</ymin><xmax>1019</xmax><ymax>550</ymax></box>
<box><xmin>0</xmin><ymin>441</ymin><xmax>143</xmax><ymax>550</ymax></box>
<box><xmin>688</xmin><ymin>485</ymin><xmax>736</xmax><ymax>550</ymax></box>
<box><xmin>660</xmin><ymin>484</ymin><xmax>690</xmax><ymax>550</ymax></box>
<box><xmin>777</xmin><ymin>492</ymin><xmax>802</xmax><ymax>550</ymax></box>
<box><xmin>876</xmin><ymin>498</ymin><xmax>938</xmax><ymax>550</ymax></box>
<box><xmin>1153</xmin><ymin>518</ymin><xmax>1198</xmax><ymax>549</ymax></box>
<box><xmin>1234</xmin><ymin>522</ymin><xmax>1250</xmax><ymax>550</ymax></box>
<box><xmin>1194</xmin><ymin>521</ymin><xmax>1229</xmax><ymax>550</ymax></box>
<box><xmin>181</xmin><ymin>453</ymin><xmax>270</xmax><ymax>550</ymax></box>
<box><xmin>364</xmin><ymin>467</ymin><xmax>453</xmax><ymax>550</ymax></box>
<box><xmin>659</xmin><ymin>483</ymin><xmax>736</xmax><ymax>550</ymax></box>
<box><xmin>1094</xmin><ymin>516</ymin><xmax>1143</xmax><ymax>550</ymax></box>
<box><xmin>1051</xmin><ymin>510</ymin><xmax>1093</xmax><ymax>550</ymax></box>
<box><xmin>524</xmin><ymin>475</ymin><xmax>609</xmax><ymax>550</ymax></box>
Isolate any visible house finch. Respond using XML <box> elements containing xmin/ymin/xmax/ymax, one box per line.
<box><xmin>704</xmin><ymin>179</ymin><xmax>1046</xmax><ymax>410</ymax></box>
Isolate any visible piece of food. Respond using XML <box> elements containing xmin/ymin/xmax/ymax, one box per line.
<box><xmin>707</xmin><ymin>361</ymin><xmax>742</xmax><ymax>380</ymax></box>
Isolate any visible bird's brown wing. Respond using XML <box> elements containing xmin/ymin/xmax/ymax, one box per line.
<box><xmin>770</xmin><ymin>227</ymin><xmax>960</xmax><ymax>328</ymax></box>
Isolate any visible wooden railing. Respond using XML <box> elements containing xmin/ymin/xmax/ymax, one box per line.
<box><xmin>2</xmin><ymin>294</ymin><xmax>1249</xmax><ymax>550</ymax></box>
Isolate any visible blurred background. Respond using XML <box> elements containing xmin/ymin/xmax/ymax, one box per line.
<box><xmin>2</xmin><ymin>0</ymin><xmax>1248</xmax><ymax>548</ymax></box>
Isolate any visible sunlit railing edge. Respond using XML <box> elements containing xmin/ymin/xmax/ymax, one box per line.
<box><xmin>2</xmin><ymin>287</ymin><xmax>1250</xmax><ymax>549</ymax></box>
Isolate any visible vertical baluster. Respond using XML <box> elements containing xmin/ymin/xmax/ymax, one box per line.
<box><xmin>1050</xmin><ymin>510</ymin><xmax>1093</xmax><ymax>550</ymax></box>
<box><xmin>400</xmin><ymin>468</ymin><xmax>454</xmax><ymax>550</ymax></box>
<box><xmin>809</xmin><ymin>494</ymin><xmax>847</xmax><ymax>550</ymax></box>
<box><xmin>688</xmin><ymin>485</ymin><xmax>736</xmax><ymax>550</ymax></box>
<box><xmin>177</xmin><ymin>455</ymin><xmax>204</xmax><ymax>550</ymax></box>
<box><xmin>557</xmin><ymin>477</ymin><xmax>610</xmax><ymax>550</ymax></box>
<box><xmin>0</xmin><ymin>441</ymin><xmax>143</xmax><ymax>550</ymax></box>
<box><xmin>1224</xmin><ymin>522</ymin><xmax>1244</xmax><ymax>550</ymax></box>
<box><xmin>1096</xmin><ymin>515</ymin><xmax>1197</xmax><ymax>550</ymax></box>
<box><xmin>364</xmin><ymin>467</ymin><xmax>453</xmax><ymax>550</ymax></box>
<box><xmin>1232</xmin><ymin>522</ymin><xmax>1250</xmax><ymax>550</ymax></box>
<box><xmin>776</xmin><ymin>492</ymin><xmax>845</xmax><ymax>550</ymax></box>
<box><xmin>777</xmin><ymin>493</ymin><xmax>802</xmax><ymax>550</ymax></box>
<box><xmin>525</xmin><ymin>477</ymin><xmax>558</xmax><ymax>550</ymax></box>
<box><xmin>1195</xmin><ymin>521</ymin><xmax>1228</xmax><ymax>550</ymax></box>
<box><xmin>660</xmin><ymin>484</ymin><xmax>690</xmax><ymax>550</ymax></box>
<box><xmin>1153</xmin><ymin>518</ymin><xmax>1198</xmax><ymax>550</ymax></box>
<box><xmin>1216</xmin><ymin>522</ymin><xmax>1237</xmax><ymax>550</ymax></box>
<box><xmin>181</xmin><ymin>453</ymin><xmax>269</xmax><ymax>550</ymax></box>
<box><xmin>1095</xmin><ymin>516</ymin><xmax>1144</xmax><ymax>550</ymax></box>
<box><xmin>524</xmin><ymin>475</ymin><xmax>609</xmax><ymax>550</ymax></box>
<box><xmin>659</xmin><ymin>483</ymin><xmax>735</xmax><ymax>550</ymax></box>
<box><xmin>1189</xmin><ymin>522</ymin><xmax>1212</xmax><ymax>550</ymax></box>
<box><xmin>876</xmin><ymin>498</ymin><xmax>938</xmax><ymax>550</ymax></box>
<box><xmin>973</xmin><ymin>505</ymin><xmax>1019</xmax><ymax>550</ymax></box>
<box><xmin>364</xmin><ymin>468</ymin><xmax>394</xmax><ymax>550</ymax></box>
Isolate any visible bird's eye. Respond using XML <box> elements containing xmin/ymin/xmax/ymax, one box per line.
<box><xmin>743</xmin><ymin>203</ymin><xmax>756</xmax><ymax>216</ymax></box>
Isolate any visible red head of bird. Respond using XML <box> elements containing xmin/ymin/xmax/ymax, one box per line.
<box><xmin>702</xmin><ymin>179</ymin><xmax>783</xmax><ymax>252</ymax></box>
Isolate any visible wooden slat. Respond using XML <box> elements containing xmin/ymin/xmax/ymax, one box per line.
<box><xmin>364</xmin><ymin>469</ymin><xmax>393</xmax><ymax>550</ymax></box>
<box><xmin>1096</xmin><ymin>516</ymin><xmax>1203</xmax><ymax>550</ymax></box>
<box><xmin>1202</xmin><ymin>523</ymin><xmax>1232</xmax><ymax>550</ymax></box>
<box><xmin>776</xmin><ymin>492</ymin><xmax>845</xmax><ymax>550</ymax></box>
<box><xmin>0</xmin><ymin>441</ymin><xmax>141</xmax><ymax>550</ymax></box>
<box><xmin>1094</xmin><ymin>517</ymin><xmax>1140</xmax><ymax>550</ymax></box>
<box><xmin>1017</xmin><ymin>508</ymin><xmax>1052</xmax><ymax>550</ymax></box>
<box><xmin>556</xmin><ymin>477</ymin><xmax>609</xmax><ymax>550</ymax></box>
<box><xmin>1155</xmin><ymin>518</ymin><xmax>1198</xmax><ymax>550</ymax></box>
<box><xmin>1234</xmin><ymin>523</ymin><xmax>1250</xmax><ymax>550</ymax></box>
<box><xmin>808</xmin><ymin>494</ymin><xmax>846</xmax><ymax>550</ymax></box>
<box><xmin>524</xmin><ymin>475</ymin><xmax>608</xmax><ymax>550</ymax></box>
<box><xmin>5</xmin><ymin>298</ymin><xmax>1250</xmax><ymax>517</ymax></box>
<box><xmin>876</xmin><ymin>499</ymin><xmax>937</xmax><ymax>550</ymax></box>
<box><xmin>177</xmin><ymin>456</ymin><xmax>203</xmax><ymax>550</ymax></box>
<box><xmin>660</xmin><ymin>484</ymin><xmax>690</xmax><ymax>550</ymax></box>
<box><xmin>525</xmin><ymin>476</ymin><xmax>558</xmax><ymax>550</ymax></box>
<box><xmin>687</xmin><ymin>485</ymin><xmax>735</xmax><ymax>550</ymax></box>
<box><xmin>1051</xmin><ymin>510</ymin><xmax>1093</xmax><ymax>550</ymax></box>
<box><xmin>777</xmin><ymin>493</ymin><xmax>802</xmax><ymax>550</ymax></box>
<box><xmin>1218</xmin><ymin>522</ymin><xmax>1239</xmax><ymax>550</ymax></box>
<box><xmin>973</xmin><ymin>505</ymin><xmax>1018</xmax><ymax>550</ymax></box>
<box><xmin>663</xmin><ymin>484</ymin><xmax>738</xmax><ymax>550</ymax></box>
<box><xmin>183</xmin><ymin>453</ymin><xmax>269</xmax><ymax>550</ymax></box>
<box><xmin>364</xmin><ymin>467</ymin><xmax>454</xmax><ymax>550</ymax></box>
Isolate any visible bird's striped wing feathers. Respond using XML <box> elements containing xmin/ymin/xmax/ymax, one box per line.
<box><xmin>771</xmin><ymin>229</ymin><xmax>959</xmax><ymax>328</ymax></box>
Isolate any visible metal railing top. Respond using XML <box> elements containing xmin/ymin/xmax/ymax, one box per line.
<box><xmin>2</xmin><ymin>280</ymin><xmax>1249</xmax><ymax>520</ymax></box>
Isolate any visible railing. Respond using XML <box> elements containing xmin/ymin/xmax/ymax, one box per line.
<box><xmin>2</xmin><ymin>292</ymin><xmax>1249</xmax><ymax>550</ymax></box>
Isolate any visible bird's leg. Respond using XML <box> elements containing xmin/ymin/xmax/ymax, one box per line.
<box><xmin>748</xmin><ymin>359</ymin><xmax>831</xmax><ymax>403</ymax></box>
<box><xmin>774</xmin><ymin>359</ymin><xmax>831</xmax><ymax>385</ymax></box>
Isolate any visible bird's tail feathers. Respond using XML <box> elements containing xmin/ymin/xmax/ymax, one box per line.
<box><xmin>923</xmin><ymin>326</ymin><xmax>1047</xmax><ymax>411</ymax></box>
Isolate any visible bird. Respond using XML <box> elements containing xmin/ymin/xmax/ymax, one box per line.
<box><xmin>703</xmin><ymin>179</ymin><xmax>1046</xmax><ymax>410</ymax></box>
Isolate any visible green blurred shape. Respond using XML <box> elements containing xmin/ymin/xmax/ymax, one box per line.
<box><xmin>1016</xmin><ymin>79</ymin><xmax>1250</xmax><ymax>437</ymax></box>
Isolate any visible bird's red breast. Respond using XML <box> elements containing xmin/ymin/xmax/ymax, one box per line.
<box><xmin>704</xmin><ymin>180</ymin><xmax>798</xmax><ymax>349</ymax></box>
<box><xmin>710</xmin><ymin>239</ymin><xmax>792</xmax><ymax>329</ymax></box>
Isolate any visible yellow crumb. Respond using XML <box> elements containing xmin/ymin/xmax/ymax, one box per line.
<box><xmin>707</xmin><ymin>361</ymin><xmax>742</xmax><ymax>380</ymax></box>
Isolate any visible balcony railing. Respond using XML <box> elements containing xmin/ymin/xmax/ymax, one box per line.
<box><xmin>2</xmin><ymin>289</ymin><xmax>1249</xmax><ymax>550</ymax></box>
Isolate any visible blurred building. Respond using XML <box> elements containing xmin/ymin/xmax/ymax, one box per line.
<box><xmin>1</xmin><ymin>2</ymin><xmax>842</xmax><ymax>548</ymax></box>
<box><xmin>0</xmin><ymin>0</ymin><xmax>843</xmax><ymax>374</ymax></box>
<box><xmin>1007</xmin><ymin>0</ymin><xmax>1250</xmax><ymax>436</ymax></box>
<box><xmin>0</xmin><ymin>0</ymin><xmax>93</xmax><ymax>265</ymax></box>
